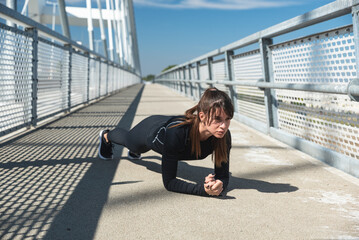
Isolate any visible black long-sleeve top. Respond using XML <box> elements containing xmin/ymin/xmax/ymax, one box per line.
<box><xmin>149</xmin><ymin>116</ymin><xmax>231</xmax><ymax>196</ymax></box>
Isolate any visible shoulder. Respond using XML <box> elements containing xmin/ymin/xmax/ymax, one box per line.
<box><xmin>164</xmin><ymin>122</ymin><xmax>189</xmax><ymax>151</ymax></box>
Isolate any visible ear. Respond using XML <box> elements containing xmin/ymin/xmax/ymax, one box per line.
<box><xmin>198</xmin><ymin>111</ymin><xmax>206</xmax><ymax>123</ymax></box>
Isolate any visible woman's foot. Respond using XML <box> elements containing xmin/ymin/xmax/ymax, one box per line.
<box><xmin>98</xmin><ymin>130</ymin><xmax>113</xmax><ymax>160</ymax></box>
<box><xmin>127</xmin><ymin>150</ymin><xmax>141</xmax><ymax>160</ymax></box>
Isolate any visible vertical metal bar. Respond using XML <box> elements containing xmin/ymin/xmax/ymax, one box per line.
<box><xmin>207</xmin><ymin>57</ymin><xmax>213</xmax><ymax>88</ymax></box>
<box><xmin>65</xmin><ymin>44</ymin><xmax>72</xmax><ymax>111</ymax></box>
<box><xmin>196</xmin><ymin>61</ymin><xmax>202</xmax><ymax>99</ymax></box>
<box><xmin>178</xmin><ymin>70</ymin><xmax>183</xmax><ymax>93</ymax></box>
<box><xmin>98</xmin><ymin>58</ymin><xmax>101</xmax><ymax>98</ymax></box>
<box><xmin>57</xmin><ymin>0</ymin><xmax>71</xmax><ymax>39</ymax></box>
<box><xmin>352</xmin><ymin>5</ymin><xmax>359</xmax><ymax>78</ymax></box>
<box><xmin>183</xmin><ymin>67</ymin><xmax>187</xmax><ymax>96</ymax></box>
<box><xmin>259</xmin><ymin>38</ymin><xmax>277</xmax><ymax>130</ymax></box>
<box><xmin>106</xmin><ymin>0</ymin><xmax>114</xmax><ymax>61</ymax></box>
<box><xmin>225</xmin><ymin>50</ymin><xmax>239</xmax><ymax>113</ymax></box>
<box><xmin>106</xmin><ymin>61</ymin><xmax>109</xmax><ymax>95</ymax></box>
<box><xmin>96</xmin><ymin>0</ymin><xmax>109</xmax><ymax>59</ymax></box>
<box><xmin>86</xmin><ymin>0</ymin><xmax>94</xmax><ymax>51</ymax></box>
<box><xmin>27</xmin><ymin>27</ymin><xmax>38</xmax><ymax>127</ymax></box>
<box><xmin>6</xmin><ymin>0</ymin><xmax>17</xmax><ymax>27</ymax></box>
<box><xmin>127</xmin><ymin>0</ymin><xmax>141</xmax><ymax>75</ymax></box>
<box><xmin>188</xmin><ymin>64</ymin><xmax>194</xmax><ymax>98</ymax></box>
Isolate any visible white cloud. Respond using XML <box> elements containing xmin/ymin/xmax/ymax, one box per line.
<box><xmin>133</xmin><ymin>0</ymin><xmax>300</xmax><ymax>10</ymax></box>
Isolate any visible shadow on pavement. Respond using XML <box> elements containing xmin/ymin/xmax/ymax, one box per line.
<box><xmin>42</xmin><ymin>85</ymin><xmax>145</xmax><ymax>240</ymax></box>
<box><xmin>0</xmin><ymin>85</ymin><xmax>144</xmax><ymax>240</ymax></box>
<box><xmin>128</xmin><ymin>155</ymin><xmax>299</xmax><ymax>199</ymax></box>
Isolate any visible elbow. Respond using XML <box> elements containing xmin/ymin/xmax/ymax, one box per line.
<box><xmin>162</xmin><ymin>178</ymin><xmax>171</xmax><ymax>191</ymax></box>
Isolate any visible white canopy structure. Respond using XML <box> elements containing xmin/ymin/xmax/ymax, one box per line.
<box><xmin>23</xmin><ymin>0</ymin><xmax>140</xmax><ymax>72</ymax></box>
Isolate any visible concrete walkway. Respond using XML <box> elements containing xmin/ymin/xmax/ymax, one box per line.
<box><xmin>1</xmin><ymin>83</ymin><xmax>359</xmax><ymax>240</ymax></box>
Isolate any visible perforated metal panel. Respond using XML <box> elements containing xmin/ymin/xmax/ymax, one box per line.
<box><xmin>233</xmin><ymin>50</ymin><xmax>266</xmax><ymax>123</ymax></box>
<box><xmin>100</xmin><ymin>62</ymin><xmax>107</xmax><ymax>96</ymax></box>
<box><xmin>212</xmin><ymin>59</ymin><xmax>231</xmax><ymax>97</ymax></box>
<box><xmin>271</xmin><ymin>26</ymin><xmax>359</xmax><ymax>160</ymax></box>
<box><xmin>37</xmin><ymin>41</ymin><xmax>69</xmax><ymax>118</ymax></box>
<box><xmin>113</xmin><ymin>67</ymin><xmax>118</xmax><ymax>90</ymax></box>
<box><xmin>89</xmin><ymin>59</ymin><xmax>100</xmax><ymax>100</ymax></box>
<box><xmin>123</xmin><ymin>70</ymin><xmax>128</xmax><ymax>89</ymax></box>
<box><xmin>0</xmin><ymin>27</ymin><xmax>33</xmax><ymax>134</ymax></box>
<box><xmin>200</xmin><ymin>64</ymin><xmax>209</xmax><ymax>81</ymax></box>
<box><xmin>71</xmin><ymin>52</ymin><xmax>88</xmax><ymax>106</ymax></box>
<box><xmin>107</xmin><ymin>65</ymin><xmax>114</xmax><ymax>93</ymax></box>
<box><xmin>189</xmin><ymin>66</ymin><xmax>199</xmax><ymax>99</ymax></box>
<box><xmin>197</xmin><ymin>64</ymin><xmax>209</xmax><ymax>97</ymax></box>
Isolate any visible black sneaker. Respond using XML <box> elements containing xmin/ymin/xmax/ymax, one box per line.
<box><xmin>98</xmin><ymin>130</ymin><xmax>113</xmax><ymax>160</ymax></box>
<box><xmin>127</xmin><ymin>150</ymin><xmax>141</xmax><ymax>160</ymax></box>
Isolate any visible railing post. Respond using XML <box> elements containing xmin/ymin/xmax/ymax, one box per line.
<box><xmin>180</xmin><ymin>69</ymin><xmax>184</xmax><ymax>94</ymax></box>
<box><xmin>196</xmin><ymin>61</ymin><xmax>202</xmax><ymax>98</ymax></box>
<box><xmin>259</xmin><ymin>38</ymin><xmax>277</xmax><ymax>130</ymax></box>
<box><xmin>183</xmin><ymin>67</ymin><xmax>188</xmax><ymax>96</ymax></box>
<box><xmin>86</xmin><ymin>53</ymin><xmax>90</xmax><ymax>103</ymax></box>
<box><xmin>106</xmin><ymin>61</ymin><xmax>109</xmax><ymax>95</ymax></box>
<box><xmin>207</xmin><ymin>57</ymin><xmax>213</xmax><ymax>88</ymax></box>
<box><xmin>65</xmin><ymin>44</ymin><xmax>72</xmax><ymax>111</ymax></box>
<box><xmin>178</xmin><ymin>69</ymin><xmax>183</xmax><ymax>93</ymax></box>
<box><xmin>188</xmin><ymin>64</ymin><xmax>194</xmax><ymax>98</ymax></box>
<box><xmin>26</xmin><ymin>27</ymin><xmax>38</xmax><ymax>127</ymax></box>
<box><xmin>352</xmin><ymin>5</ymin><xmax>359</xmax><ymax>78</ymax></box>
<box><xmin>225</xmin><ymin>50</ymin><xmax>239</xmax><ymax>114</ymax></box>
<box><xmin>98</xmin><ymin>57</ymin><xmax>101</xmax><ymax>98</ymax></box>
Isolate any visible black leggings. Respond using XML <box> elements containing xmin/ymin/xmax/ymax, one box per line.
<box><xmin>107</xmin><ymin>115</ymin><xmax>171</xmax><ymax>154</ymax></box>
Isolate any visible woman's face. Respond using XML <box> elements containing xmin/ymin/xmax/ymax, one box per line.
<box><xmin>200</xmin><ymin>108</ymin><xmax>231</xmax><ymax>138</ymax></box>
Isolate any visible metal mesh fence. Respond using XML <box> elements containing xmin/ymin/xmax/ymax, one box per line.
<box><xmin>37</xmin><ymin>40</ymin><xmax>69</xmax><ymax>119</ymax></box>
<box><xmin>107</xmin><ymin>65</ymin><xmax>114</xmax><ymax>94</ymax></box>
<box><xmin>0</xmin><ymin>26</ymin><xmax>32</xmax><ymax>134</ymax></box>
<box><xmin>233</xmin><ymin>50</ymin><xmax>266</xmax><ymax>123</ymax></box>
<box><xmin>271</xmin><ymin>26</ymin><xmax>359</xmax><ymax>160</ymax></box>
<box><xmin>0</xmin><ymin>6</ymin><xmax>141</xmax><ymax>138</ymax></box>
<box><xmin>100</xmin><ymin>62</ymin><xmax>108</xmax><ymax>96</ymax></box>
<box><xmin>212</xmin><ymin>59</ymin><xmax>231</xmax><ymax>96</ymax></box>
<box><xmin>71</xmin><ymin>52</ymin><xmax>88</xmax><ymax>106</ymax></box>
<box><xmin>89</xmin><ymin>58</ymin><xmax>100</xmax><ymax>100</ymax></box>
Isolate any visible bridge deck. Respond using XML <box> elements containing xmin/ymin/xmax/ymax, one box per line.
<box><xmin>1</xmin><ymin>83</ymin><xmax>359</xmax><ymax>239</ymax></box>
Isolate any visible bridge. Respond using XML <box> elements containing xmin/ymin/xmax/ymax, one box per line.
<box><xmin>1</xmin><ymin>0</ymin><xmax>359</xmax><ymax>239</ymax></box>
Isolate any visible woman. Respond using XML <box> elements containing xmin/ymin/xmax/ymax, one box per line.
<box><xmin>98</xmin><ymin>87</ymin><xmax>233</xmax><ymax>197</ymax></box>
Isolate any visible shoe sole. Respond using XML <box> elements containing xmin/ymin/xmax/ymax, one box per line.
<box><xmin>98</xmin><ymin>130</ymin><xmax>113</xmax><ymax>160</ymax></box>
<box><xmin>127</xmin><ymin>150</ymin><xmax>142</xmax><ymax>160</ymax></box>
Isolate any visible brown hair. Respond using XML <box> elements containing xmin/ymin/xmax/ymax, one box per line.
<box><xmin>172</xmin><ymin>87</ymin><xmax>234</xmax><ymax>167</ymax></box>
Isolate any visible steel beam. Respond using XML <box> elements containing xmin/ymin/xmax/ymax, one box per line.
<box><xmin>57</xmin><ymin>0</ymin><xmax>71</xmax><ymax>39</ymax></box>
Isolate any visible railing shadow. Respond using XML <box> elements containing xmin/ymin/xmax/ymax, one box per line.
<box><xmin>0</xmin><ymin>84</ymin><xmax>144</xmax><ymax>240</ymax></box>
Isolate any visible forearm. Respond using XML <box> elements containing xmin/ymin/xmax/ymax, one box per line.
<box><xmin>161</xmin><ymin>157</ymin><xmax>210</xmax><ymax>196</ymax></box>
<box><xmin>163</xmin><ymin>177</ymin><xmax>208</xmax><ymax>196</ymax></box>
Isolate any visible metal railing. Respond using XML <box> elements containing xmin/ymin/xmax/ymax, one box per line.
<box><xmin>0</xmin><ymin>4</ymin><xmax>141</xmax><ymax>137</ymax></box>
<box><xmin>156</xmin><ymin>0</ymin><xmax>359</xmax><ymax>178</ymax></box>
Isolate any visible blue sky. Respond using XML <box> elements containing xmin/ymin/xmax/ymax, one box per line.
<box><xmin>0</xmin><ymin>0</ymin><xmax>352</xmax><ymax>76</ymax></box>
<box><xmin>133</xmin><ymin>0</ymin><xmax>351</xmax><ymax>76</ymax></box>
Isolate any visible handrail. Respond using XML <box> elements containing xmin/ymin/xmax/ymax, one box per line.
<box><xmin>154</xmin><ymin>78</ymin><xmax>359</xmax><ymax>99</ymax></box>
<box><xmin>157</xmin><ymin>0</ymin><xmax>359</xmax><ymax>76</ymax></box>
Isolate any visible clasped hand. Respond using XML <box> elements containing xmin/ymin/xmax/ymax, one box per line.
<box><xmin>204</xmin><ymin>173</ymin><xmax>223</xmax><ymax>196</ymax></box>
